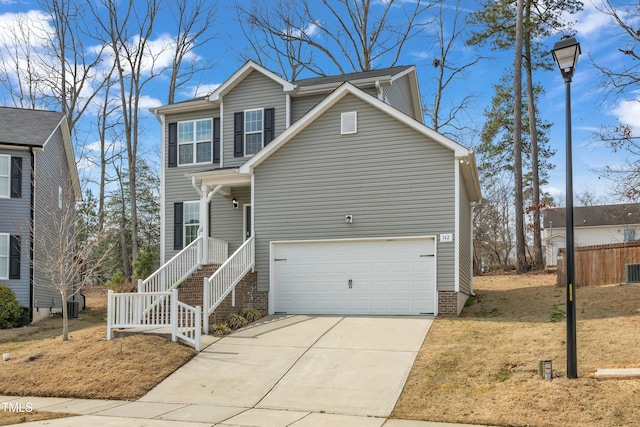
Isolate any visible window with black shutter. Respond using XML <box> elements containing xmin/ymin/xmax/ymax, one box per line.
<box><xmin>264</xmin><ymin>108</ymin><xmax>275</xmax><ymax>145</ymax></box>
<box><xmin>174</xmin><ymin>202</ymin><xmax>183</xmax><ymax>250</ymax></box>
<box><xmin>213</xmin><ymin>118</ymin><xmax>221</xmax><ymax>163</ymax></box>
<box><xmin>9</xmin><ymin>235</ymin><xmax>20</xmax><ymax>279</ymax></box>
<box><xmin>168</xmin><ymin>122</ymin><xmax>177</xmax><ymax>167</ymax></box>
<box><xmin>234</xmin><ymin>112</ymin><xmax>244</xmax><ymax>157</ymax></box>
<box><xmin>10</xmin><ymin>157</ymin><xmax>22</xmax><ymax>198</ymax></box>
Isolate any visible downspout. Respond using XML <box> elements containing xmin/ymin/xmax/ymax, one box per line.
<box><xmin>375</xmin><ymin>80</ymin><xmax>384</xmax><ymax>101</ymax></box>
<box><xmin>29</xmin><ymin>147</ymin><xmax>35</xmax><ymax>323</ymax></box>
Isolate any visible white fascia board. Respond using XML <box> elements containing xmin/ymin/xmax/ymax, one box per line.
<box><xmin>54</xmin><ymin>116</ymin><xmax>82</xmax><ymax>201</ymax></box>
<box><xmin>208</xmin><ymin>60</ymin><xmax>295</xmax><ymax>102</ymax></box>
<box><xmin>150</xmin><ymin>99</ymin><xmax>214</xmax><ymax>116</ymax></box>
<box><xmin>457</xmin><ymin>152</ymin><xmax>482</xmax><ymax>202</ymax></box>
<box><xmin>241</xmin><ymin>82</ymin><xmax>475</xmax><ymax>174</ymax></box>
<box><xmin>186</xmin><ymin>168</ymin><xmax>252</xmax><ymax>187</ymax></box>
<box><xmin>293</xmin><ymin>76</ymin><xmax>391</xmax><ymax>96</ymax></box>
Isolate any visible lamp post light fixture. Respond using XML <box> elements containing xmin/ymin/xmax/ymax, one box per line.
<box><xmin>552</xmin><ymin>35</ymin><xmax>581</xmax><ymax>379</ymax></box>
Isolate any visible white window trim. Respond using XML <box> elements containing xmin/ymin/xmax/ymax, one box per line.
<box><xmin>0</xmin><ymin>233</ymin><xmax>8</xmax><ymax>280</ymax></box>
<box><xmin>177</xmin><ymin>118</ymin><xmax>213</xmax><ymax>166</ymax></box>
<box><xmin>183</xmin><ymin>201</ymin><xmax>200</xmax><ymax>247</ymax></box>
<box><xmin>244</xmin><ymin>108</ymin><xmax>264</xmax><ymax>157</ymax></box>
<box><xmin>0</xmin><ymin>154</ymin><xmax>10</xmax><ymax>199</ymax></box>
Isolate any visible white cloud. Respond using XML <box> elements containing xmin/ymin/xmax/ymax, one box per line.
<box><xmin>543</xmin><ymin>186</ymin><xmax>565</xmax><ymax>197</ymax></box>
<box><xmin>612</xmin><ymin>98</ymin><xmax>640</xmax><ymax>135</ymax></box>
<box><xmin>573</xmin><ymin>1</ymin><xmax>614</xmax><ymax>36</ymax></box>
<box><xmin>283</xmin><ymin>21</ymin><xmax>319</xmax><ymax>40</ymax></box>
<box><xmin>138</xmin><ymin>95</ymin><xmax>163</xmax><ymax>110</ymax></box>
<box><xmin>0</xmin><ymin>10</ymin><xmax>53</xmax><ymax>49</ymax></box>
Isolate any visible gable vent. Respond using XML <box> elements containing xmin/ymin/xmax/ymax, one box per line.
<box><xmin>341</xmin><ymin>111</ymin><xmax>357</xmax><ymax>135</ymax></box>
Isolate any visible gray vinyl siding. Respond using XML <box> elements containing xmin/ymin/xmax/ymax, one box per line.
<box><xmin>210</xmin><ymin>186</ymin><xmax>250</xmax><ymax>254</ymax></box>
<box><xmin>32</xmin><ymin>130</ymin><xmax>71</xmax><ymax>310</ymax></box>
<box><xmin>0</xmin><ymin>149</ymin><xmax>31</xmax><ymax>307</ymax></box>
<box><xmin>163</xmin><ymin>107</ymin><xmax>219</xmax><ymax>261</ymax></box>
<box><xmin>253</xmin><ymin>94</ymin><xmax>456</xmax><ymax>292</ymax></box>
<box><xmin>291</xmin><ymin>94</ymin><xmax>326</xmax><ymax>123</ymax></box>
<box><xmin>384</xmin><ymin>75</ymin><xmax>415</xmax><ymax>119</ymax></box>
<box><xmin>458</xmin><ymin>176</ymin><xmax>472</xmax><ymax>295</ymax></box>
<box><xmin>222</xmin><ymin>70</ymin><xmax>287</xmax><ymax>167</ymax></box>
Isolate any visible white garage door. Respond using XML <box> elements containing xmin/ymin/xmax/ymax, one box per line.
<box><xmin>272</xmin><ymin>238</ymin><xmax>436</xmax><ymax>315</ymax></box>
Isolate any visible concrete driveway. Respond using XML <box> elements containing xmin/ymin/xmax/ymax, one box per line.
<box><xmin>139</xmin><ymin>315</ymin><xmax>433</xmax><ymax>420</ymax></box>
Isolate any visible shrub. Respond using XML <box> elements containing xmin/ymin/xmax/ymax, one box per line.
<box><xmin>0</xmin><ymin>285</ymin><xmax>27</xmax><ymax>329</ymax></box>
<box><xmin>240</xmin><ymin>307</ymin><xmax>262</xmax><ymax>323</ymax></box>
<box><xmin>225</xmin><ymin>313</ymin><xmax>248</xmax><ymax>330</ymax></box>
<box><xmin>209</xmin><ymin>323</ymin><xmax>231</xmax><ymax>336</ymax></box>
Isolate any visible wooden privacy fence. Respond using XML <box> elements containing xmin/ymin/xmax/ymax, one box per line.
<box><xmin>557</xmin><ymin>241</ymin><xmax>640</xmax><ymax>287</ymax></box>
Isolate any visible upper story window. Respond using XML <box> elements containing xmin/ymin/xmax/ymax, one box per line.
<box><xmin>0</xmin><ymin>155</ymin><xmax>9</xmax><ymax>198</ymax></box>
<box><xmin>178</xmin><ymin>119</ymin><xmax>212</xmax><ymax>165</ymax></box>
<box><xmin>624</xmin><ymin>229</ymin><xmax>636</xmax><ymax>242</ymax></box>
<box><xmin>245</xmin><ymin>109</ymin><xmax>263</xmax><ymax>156</ymax></box>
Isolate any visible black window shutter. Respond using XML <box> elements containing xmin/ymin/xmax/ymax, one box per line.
<box><xmin>168</xmin><ymin>122</ymin><xmax>177</xmax><ymax>167</ymax></box>
<box><xmin>9</xmin><ymin>235</ymin><xmax>20</xmax><ymax>279</ymax></box>
<box><xmin>264</xmin><ymin>108</ymin><xmax>275</xmax><ymax>145</ymax></box>
<box><xmin>174</xmin><ymin>202</ymin><xmax>183</xmax><ymax>250</ymax></box>
<box><xmin>10</xmin><ymin>157</ymin><xmax>22</xmax><ymax>198</ymax></box>
<box><xmin>234</xmin><ymin>112</ymin><xmax>244</xmax><ymax>157</ymax></box>
<box><xmin>213</xmin><ymin>118</ymin><xmax>221</xmax><ymax>163</ymax></box>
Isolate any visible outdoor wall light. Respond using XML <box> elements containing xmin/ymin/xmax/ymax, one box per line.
<box><xmin>232</xmin><ymin>196</ymin><xmax>238</xmax><ymax>210</ymax></box>
<box><xmin>345</xmin><ymin>214</ymin><xmax>353</xmax><ymax>224</ymax></box>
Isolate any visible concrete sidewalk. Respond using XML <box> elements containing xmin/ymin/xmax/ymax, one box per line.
<box><xmin>1</xmin><ymin>395</ymin><xmax>493</xmax><ymax>426</ymax></box>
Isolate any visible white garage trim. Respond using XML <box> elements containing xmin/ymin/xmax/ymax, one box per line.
<box><xmin>269</xmin><ymin>236</ymin><xmax>438</xmax><ymax>316</ymax></box>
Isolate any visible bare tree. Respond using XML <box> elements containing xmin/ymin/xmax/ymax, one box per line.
<box><xmin>166</xmin><ymin>0</ymin><xmax>217</xmax><ymax>104</ymax></box>
<box><xmin>235</xmin><ymin>0</ymin><xmax>435</xmax><ymax>79</ymax></box>
<box><xmin>0</xmin><ymin>12</ymin><xmax>48</xmax><ymax>108</ymax></box>
<box><xmin>424</xmin><ymin>0</ymin><xmax>483</xmax><ymax>136</ymax></box>
<box><xmin>38</xmin><ymin>0</ymin><xmax>107</xmax><ymax>134</ymax></box>
<box><xmin>33</xmin><ymin>159</ymin><xmax>111</xmax><ymax>341</ymax></box>
<box><xmin>91</xmin><ymin>0</ymin><xmax>162</xmax><ymax>272</ymax></box>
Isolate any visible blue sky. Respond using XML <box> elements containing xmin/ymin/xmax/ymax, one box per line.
<box><xmin>0</xmin><ymin>0</ymin><xmax>636</xmax><ymax>204</ymax></box>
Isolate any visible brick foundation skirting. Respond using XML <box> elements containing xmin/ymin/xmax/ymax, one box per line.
<box><xmin>438</xmin><ymin>291</ymin><xmax>459</xmax><ymax>317</ymax></box>
<box><xmin>209</xmin><ymin>272</ymin><xmax>268</xmax><ymax>324</ymax></box>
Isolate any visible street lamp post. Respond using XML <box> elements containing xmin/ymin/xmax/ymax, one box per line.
<box><xmin>552</xmin><ymin>36</ymin><xmax>581</xmax><ymax>379</ymax></box>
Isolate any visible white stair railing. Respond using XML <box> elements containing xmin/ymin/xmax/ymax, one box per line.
<box><xmin>139</xmin><ymin>236</ymin><xmax>204</xmax><ymax>294</ymax></box>
<box><xmin>203</xmin><ymin>236</ymin><xmax>255</xmax><ymax>333</ymax></box>
<box><xmin>107</xmin><ymin>289</ymin><xmax>201</xmax><ymax>351</ymax></box>
<box><xmin>208</xmin><ymin>238</ymin><xmax>229</xmax><ymax>264</ymax></box>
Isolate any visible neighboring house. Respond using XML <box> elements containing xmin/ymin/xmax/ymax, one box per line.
<box><xmin>0</xmin><ymin>107</ymin><xmax>81</xmax><ymax>322</ymax></box>
<box><xmin>150</xmin><ymin>61</ymin><xmax>481</xmax><ymax>317</ymax></box>
<box><xmin>543</xmin><ymin>204</ymin><xmax>640</xmax><ymax>266</ymax></box>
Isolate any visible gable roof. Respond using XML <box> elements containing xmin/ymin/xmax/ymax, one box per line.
<box><xmin>207</xmin><ymin>61</ymin><xmax>295</xmax><ymax>102</ymax></box>
<box><xmin>0</xmin><ymin>106</ymin><xmax>81</xmax><ymax>200</ymax></box>
<box><xmin>239</xmin><ymin>82</ymin><xmax>481</xmax><ymax>201</ymax></box>
<box><xmin>0</xmin><ymin>107</ymin><xmax>65</xmax><ymax>147</ymax></box>
<box><xmin>543</xmin><ymin>204</ymin><xmax>640</xmax><ymax>228</ymax></box>
<box><xmin>293</xmin><ymin>65</ymin><xmax>414</xmax><ymax>88</ymax></box>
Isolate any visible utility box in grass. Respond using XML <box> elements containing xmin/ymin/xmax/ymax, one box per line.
<box><xmin>67</xmin><ymin>301</ymin><xmax>79</xmax><ymax>318</ymax></box>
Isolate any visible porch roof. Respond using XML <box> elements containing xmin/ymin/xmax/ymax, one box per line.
<box><xmin>186</xmin><ymin>168</ymin><xmax>251</xmax><ymax>188</ymax></box>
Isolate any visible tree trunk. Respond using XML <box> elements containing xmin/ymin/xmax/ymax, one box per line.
<box><xmin>513</xmin><ymin>0</ymin><xmax>527</xmax><ymax>274</ymax></box>
<box><xmin>524</xmin><ymin>1</ymin><xmax>544</xmax><ymax>270</ymax></box>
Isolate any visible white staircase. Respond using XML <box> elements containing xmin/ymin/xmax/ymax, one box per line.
<box><xmin>106</xmin><ymin>236</ymin><xmax>254</xmax><ymax>351</ymax></box>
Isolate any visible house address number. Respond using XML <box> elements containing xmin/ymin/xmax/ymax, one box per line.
<box><xmin>440</xmin><ymin>233</ymin><xmax>453</xmax><ymax>242</ymax></box>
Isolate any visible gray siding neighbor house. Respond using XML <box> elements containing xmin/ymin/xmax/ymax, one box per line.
<box><xmin>151</xmin><ymin>61</ymin><xmax>481</xmax><ymax>316</ymax></box>
<box><xmin>0</xmin><ymin>107</ymin><xmax>81</xmax><ymax>323</ymax></box>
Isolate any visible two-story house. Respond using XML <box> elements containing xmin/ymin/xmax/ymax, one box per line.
<box><xmin>150</xmin><ymin>61</ymin><xmax>481</xmax><ymax>320</ymax></box>
<box><xmin>0</xmin><ymin>107</ymin><xmax>81</xmax><ymax>323</ymax></box>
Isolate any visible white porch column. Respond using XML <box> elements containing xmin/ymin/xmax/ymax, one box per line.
<box><xmin>200</xmin><ymin>183</ymin><xmax>210</xmax><ymax>264</ymax></box>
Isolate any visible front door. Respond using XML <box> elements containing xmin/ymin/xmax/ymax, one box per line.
<box><xmin>244</xmin><ymin>204</ymin><xmax>252</xmax><ymax>239</ymax></box>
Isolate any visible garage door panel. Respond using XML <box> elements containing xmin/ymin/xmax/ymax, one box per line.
<box><xmin>273</xmin><ymin>238</ymin><xmax>436</xmax><ymax>315</ymax></box>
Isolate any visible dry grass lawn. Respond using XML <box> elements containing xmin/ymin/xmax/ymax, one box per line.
<box><xmin>0</xmin><ymin>289</ymin><xmax>196</xmax><ymax>425</ymax></box>
<box><xmin>393</xmin><ymin>273</ymin><xmax>640</xmax><ymax>427</ymax></box>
